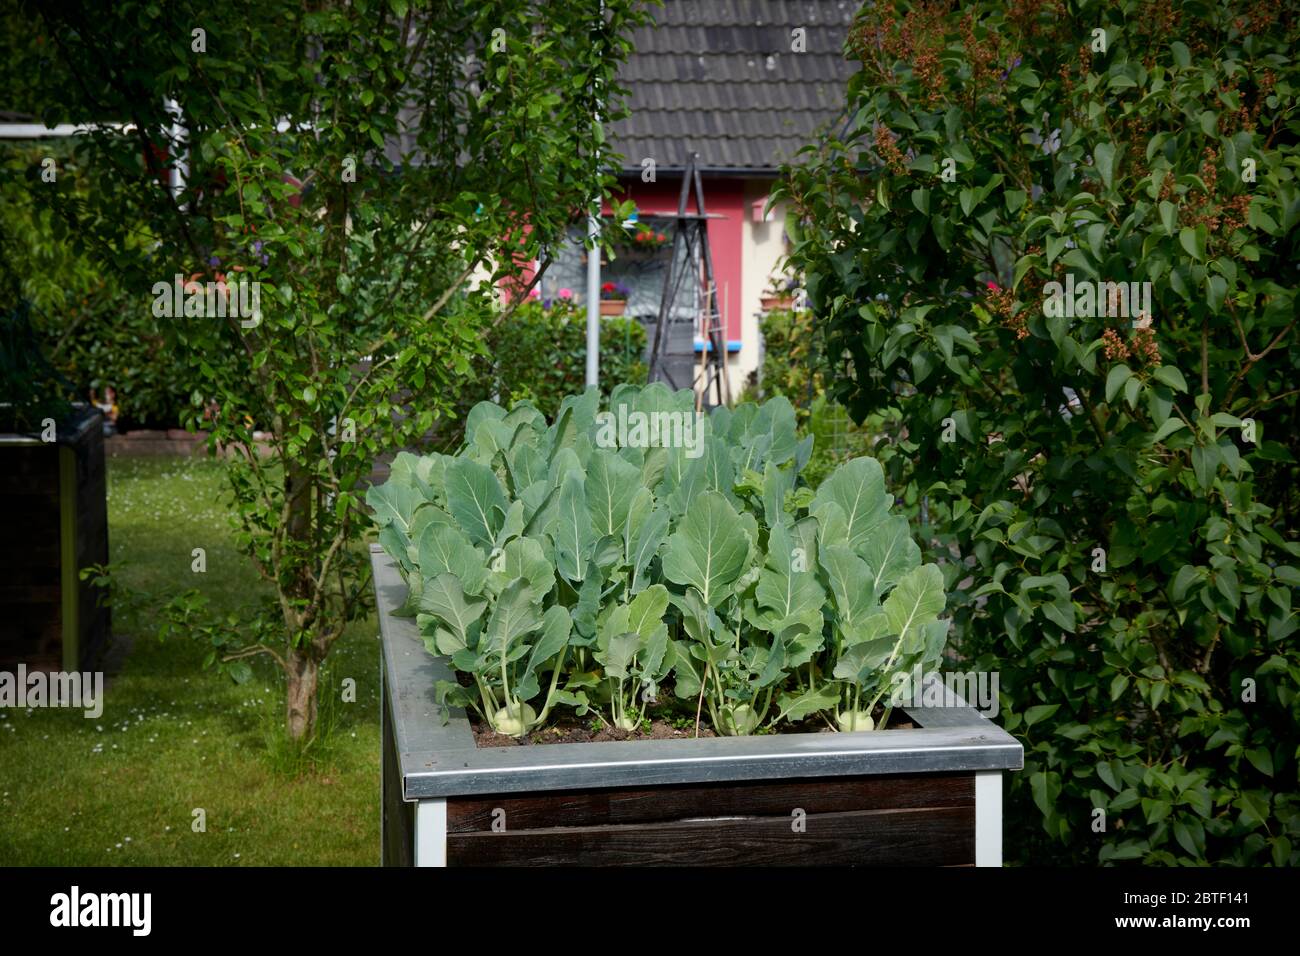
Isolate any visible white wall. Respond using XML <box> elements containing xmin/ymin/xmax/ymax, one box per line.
<box><xmin>731</xmin><ymin>179</ymin><xmax>791</xmax><ymax>398</ymax></box>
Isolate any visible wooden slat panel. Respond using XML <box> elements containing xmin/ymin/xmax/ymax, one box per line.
<box><xmin>383</xmin><ymin>695</ymin><xmax>415</xmax><ymax>867</ymax></box>
<box><xmin>0</xmin><ymin>412</ymin><xmax>110</xmax><ymax>670</ymax></box>
<box><xmin>447</xmin><ymin>805</ymin><xmax>974</xmax><ymax>866</ymax></box>
<box><xmin>0</xmin><ymin>448</ymin><xmax>59</xmax><ymax>491</ymax></box>
<box><xmin>447</xmin><ymin>773</ymin><xmax>972</xmax><ymax>832</ymax></box>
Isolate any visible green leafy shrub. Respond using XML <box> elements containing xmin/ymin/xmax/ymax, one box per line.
<box><xmin>0</xmin><ymin>300</ymin><xmax>74</xmax><ymax>433</ymax></box>
<box><xmin>458</xmin><ymin>299</ymin><xmax>647</xmax><ymax>422</ymax></box>
<box><xmin>12</xmin><ymin>0</ymin><xmax>650</xmax><ymax>746</ymax></box>
<box><xmin>754</xmin><ymin>307</ymin><xmax>824</xmax><ymax>408</ymax></box>
<box><xmin>369</xmin><ymin>384</ymin><xmax>950</xmax><ymax>737</ymax></box>
<box><xmin>781</xmin><ymin>0</ymin><xmax>1299</xmax><ymax>865</ymax></box>
<box><xmin>0</xmin><ymin>143</ymin><xmax>190</xmax><ymax>429</ymax></box>
<box><xmin>746</xmin><ymin>307</ymin><xmax>875</xmax><ymax>487</ymax></box>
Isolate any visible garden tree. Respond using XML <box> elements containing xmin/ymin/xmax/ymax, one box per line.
<box><xmin>0</xmin><ymin>141</ymin><xmax>193</xmax><ymax>429</ymax></box>
<box><xmin>781</xmin><ymin>0</ymin><xmax>1299</xmax><ymax>864</ymax></box>
<box><xmin>10</xmin><ymin>0</ymin><xmax>646</xmax><ymax>742</ymax></box>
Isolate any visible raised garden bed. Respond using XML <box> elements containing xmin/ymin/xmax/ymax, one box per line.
<box><xmin>375</xmin><ymin>546</ymin><xmax>1022</xmax><ymax>867</ymax></box>
<box><xmin>0</xmin><ymin>405</ymin><xmax>110</xmax><ymax>671</ymax></box>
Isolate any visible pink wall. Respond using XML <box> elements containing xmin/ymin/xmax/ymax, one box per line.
<box><xmin>604</xmin><ymin>177</ymin><xmax>744</xmax><ymax>343</ymax></box>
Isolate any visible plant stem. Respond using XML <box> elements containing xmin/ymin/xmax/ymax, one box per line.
<box><xmin>864</xmin><ymin>633</ymin><xmax>910</xmax><ymax>716</ymax></box>
<box><xmin>693</xmin><ymin>663</ymin><xmax>708</xmax><ymax>738</ymax></box>
<box><xmin>475</xmin><ymin>673</ymin><xmax>498</xmax><ymax>720</ymax></box>
<box><xmin>535</xmin><ymin>647</ymin><xmax>568</xmax><ymax>724</ymax></box>
<box><xmin>756</xmin><ymin>685</ymin><xmax>775</xmax><ymax>728</ymax></box>
<box><xmin>498</xmin><ymin>643</ymin><xmax>514</xmax><ymax>730</ymax></box>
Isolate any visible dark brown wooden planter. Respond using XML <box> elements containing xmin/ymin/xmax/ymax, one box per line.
<box><xmin>374</xmin><ymin>546</ymin><xmax>1022</xmax><ymax>867</ymax></box>
<box><xmin>0</xmin><ymin>406</ymin><xmax>110</xmax><ymax>671</ymax></box>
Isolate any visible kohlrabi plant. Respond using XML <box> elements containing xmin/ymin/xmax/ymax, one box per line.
<box><xmin>369</xmin><ymin>383</ymin><xmax>951</xmax><ymax>737</ymax></box>
<box><xmin>807</xmin><ymin>458</ymin><xmax>948</xmax><ymax>732</ymax></box>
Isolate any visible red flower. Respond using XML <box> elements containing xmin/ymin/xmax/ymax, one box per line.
<box><xmin>657</xmin><ymin>233</ymin><xmax>666</xmax><ymax>242</ymax></box>
<box><xmin>986</xmin><ymin>280</ymin><xmax>1000</xmax><ymax>290</ymax></box>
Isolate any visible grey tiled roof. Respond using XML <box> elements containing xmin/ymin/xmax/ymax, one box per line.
<box><xmin>609</xmin><ymin>0</ymin><xmax>859</xmax><ymax>173</ymax></box>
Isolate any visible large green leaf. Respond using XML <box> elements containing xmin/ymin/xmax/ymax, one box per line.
<box><xmin>418</xmin><ymin>572</ymin><xmax>488</xmax><ymax>646</ymax></box>
<box><xmin>409</xmin><ymin>503</ymin><xmax>456</xmax><ymax>542</ymax></box>
<box><xmin>782</xmin><ymin>622</ymin><xmax>824</xmax><ymax>668</ymax></box>
<box><xmin>484</xmin><ymin>578</ymin><xmax>544</xmax><ymax>657</ymax></box>
<box><xmin>599</xmin><ymin>589</ymin><xmax>672</xmax><ymax>684</ymax></box>
<box><xmin>388</xmin><ymin>451</ymin><xmax>444</xmax><ymax>503</ymax></box>
<box><xmin>860</xmin><ymin>515</ymin><xmax>921</xmax><ymax>596</ymax></box>
<box><xmin>667</xmin><ymin>446</ymin><xmax>710</xmax><ymax>515</ymax></box>
<box><xmin>670</xmin><ymin>638</ymin><xmax>703</xmax><ymax>698</ymax></box>
<box><xmin>699</xmin><ymin>435</ymin><xmax>735</xmax><ymax>500</ymax></box>
<box><xmin>761</xmin><ymin>461</ymin><xmax>794</xmax><ymax>529</ymax></box>
<box><xmin>487</xmin><ymin>535</ymin><xmax>554</xmax><ymax>601</ymax></box>
<box><xmin>570</xmin><ymin>568</ymin><xmax>604</xmax><ymax>641</ymax></box>
<box><xmin>515</xmin><ymin>604</ymin><xmax>572</xmax><ymax>701</ymax></box>
<box><xmin>748</xmin><ymin>394</ymin><xmax>799</xmax><ymax>465</ymax></box>
<box><xmin>626</xmin><ymin>583</ymin><xmax>670</xmax><ymax>639</ymax></box>
<box><xmin>366</xmin><ymin>480</ymin><xmax>425</xmax><ymax>534</ymax></box>
<box><xmin>417</xmin><ymin>522</ymin><xmax>487</xmax><ymax>595</ymax></box>
<box><xmin>670</xmin><ymin>587</ymin><xmax>726</xmax><ymax>649</ymax></box>
<box><xmin>507</xmin><ymin>443</ymin><xmax>547</xmax><ymax>494</ymax></box>
<box><xmin>548</xmin><ymin>388</ymin><xmax>599</xmax><ymax>459</ymax></box>
<box><xmin>833</xmin><ymin>635</ymin><xmax>894</xmax><ymax>682</ymax></box>
<box><xmin>750</xmin><ymin>522</ymin><xmax>826</xmax><ymax>634</ymax></box>
<box><xmin>624</xmin><ymin>488</ymin><xmax>668</xmax><ymax>592</ymax></box>
<box><xmin>820</xmin><ymin>542</ymin><xmax>877</xmax><ymax>625</ymax></box>
<box><xmin>777</xmin><ymin>684</ymin><xmax>840</xmax><ymax>722</ymax></box>
<box><xmin>811</xmin><ymin>457</ymin><xmax>890</xmax><ymax>553</ymax></box>
<box><xmin>661</xmin><ymin>491</ymin><xmax>753</xmax><ymax>605</ymax></box>
<box><xmin>598</xmin><ymin>632</ymin><xmax>641</xmax><ymax>680</ymax></box>
<box><xmin>733</xmin><ymin>431</ymin><xmax>770</xmax><ymax>476</ymax></box>
<box><xmin>444</xmin><ymin>458</ymin><xmax>506</xmax><ymax>548</ymax></box>
<box><xmin>585</xmin><ymin>447</ymin><xmax>641</xmax><ymax>539</ymax></box>
<box><xmin>521</xmin><ymin>481</ymin><xmax>557</xmax><ymax>536</ymax></box>
<box><xmin>553</xmin><ymin>469</ymin><xmax>594</xmax><ymax>582</ymax></box>
<box><xmin>378</xmin><ymin>524</ymin><xmax>414</xmax><ymax>575</ymax></box>
<box><xmin>883</xmin><ymin>564</ymin><xmax>946</xmax><ymax>646</ymax></box>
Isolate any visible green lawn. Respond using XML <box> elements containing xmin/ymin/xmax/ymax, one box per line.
<box><xmin>0</xmin><ymin>456</ymin><xmax>380</xmax><ymax>866</ymax></box>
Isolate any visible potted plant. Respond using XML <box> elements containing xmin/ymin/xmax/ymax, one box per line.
<box><xmin>368</xmin><ymin>384</ymin><xmax>1021</xmax><ymax>866</ymax></box>
<box><xmin>0</xmin><ymin>300</ymin><xmax>111</xmax><ymax>672</ymax></box>
<box><xmin>599</xmin><ymin>281</ymin><xmax>630</xmax><ymax>316</ymax></box>
<box><xmin>761</xmin><ymin>276</ymin><xmax>800</xmax><ymax>311</ymax></box>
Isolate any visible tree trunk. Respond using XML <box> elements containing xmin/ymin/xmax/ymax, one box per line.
<box><xmin>286</xmin><ymin>646</ymin><xmax>319</xmax><ymax>742</ymax></box>
<box><xmin>283</xmin><ymin>459</ymin><xmax>319</xmax><ymax>743</ymax></box>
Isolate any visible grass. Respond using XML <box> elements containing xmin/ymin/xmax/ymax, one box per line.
<box><xmin>0</xmin><ymin>456</ymin><xmax>380</xmax><ymax>866</ymax></box>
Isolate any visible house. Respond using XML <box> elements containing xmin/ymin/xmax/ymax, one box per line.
<box><xmin>3</xmin><ymin>3</ymin><xmax>860</xmax><ymax>399</ymax></box>
<box><xmin>538</xmin><ymin>0</ymin><xmax>859</xmax><ymax>396</ymax></box>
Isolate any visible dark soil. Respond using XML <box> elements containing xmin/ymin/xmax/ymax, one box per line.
<box><xmin>474</xmin><ymin>716</ymin><xmax>716</xmax><ymax>748</ymax></box>
<box><xmin>472</xmin><ymin>704</ymin><xmax>914</xmax><ymax>747</ymax></box>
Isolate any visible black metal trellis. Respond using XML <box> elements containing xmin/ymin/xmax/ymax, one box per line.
<box><xmin>645</xmin><ymin>153</ymin><xmax>731</xmax><ymax>409</ymax></box>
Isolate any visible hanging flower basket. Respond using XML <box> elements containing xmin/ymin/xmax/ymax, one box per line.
<box><xmin>760</xmin><ymin>295</ymin><xmax>796</xmax><ymax>311</ymax></box>
<box><xmin>612</xmin><ymin>227</ymin><xmax>671</xmax><ymax>260</ymax></box>
<box><xmin>600</xmin><ymin>299</ymin><xmax>628</xmax><ymax>316</ymax></box>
